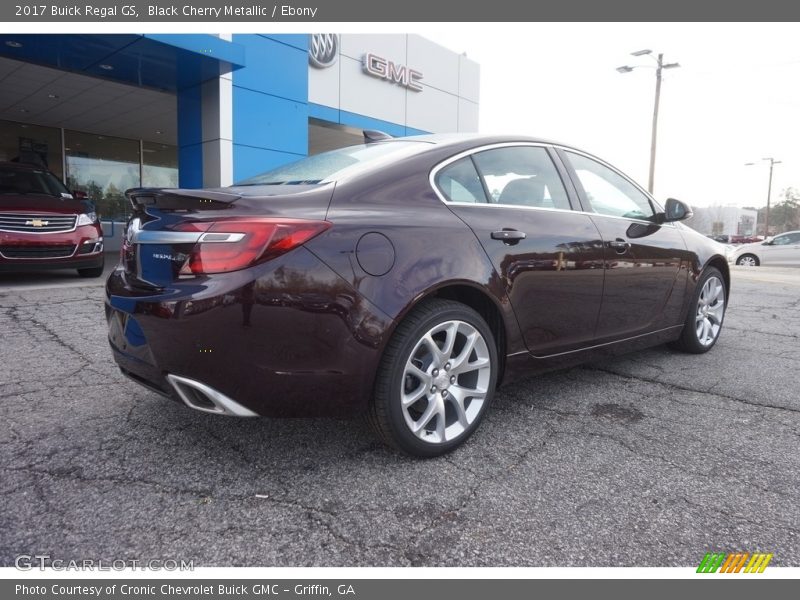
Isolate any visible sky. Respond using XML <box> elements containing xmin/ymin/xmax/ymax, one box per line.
<box><xmin>425</xmin><ymin>23</ymin><xmax>800</xmax><ymax>209</ymax></box>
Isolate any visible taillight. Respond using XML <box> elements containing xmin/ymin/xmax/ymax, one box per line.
<box><xmin>120</xmin><ymin>234</ymin><xmax>134</xmax><ymax>266</ymax></box>
<box><xmin>174</xmin><ymin>218</ymin><xmax>331</xmax><ymax>275</ymax></box>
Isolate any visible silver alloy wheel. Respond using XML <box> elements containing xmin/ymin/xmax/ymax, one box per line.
<box><xmin>737</xmin><ymin>255</ymin><xmax>757</xmax><ymax>266</ymax></box>
<box><xmin>400</xmin><ymin>320</ymin><xmax>491</xmax><ymax>444</ymax></box>
<box><xmin>695</xmin><ymin>275</ymin><xmax>725</xmax><ymax>347</ymax></box>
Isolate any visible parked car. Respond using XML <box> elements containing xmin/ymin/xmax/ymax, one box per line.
<box><xmin>0</xmin><ymin>162</ymin><xmax>104</xmax><ymax>277</ymax></box>
<box><xmin>730</xmin><ymin>235</ymin><xmax>763</xmax><ymax>245</ymax></box>
<box><xmin>732</xmin><ymin>231</ymin><xmax>800</xmax><ymax>266</ymax></box>
<box><xmin>106</xmin><ymin>134</ymin><xmax>729</xmax><ymax>456</ymax></box>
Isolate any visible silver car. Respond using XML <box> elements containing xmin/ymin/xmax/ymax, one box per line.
<box><xmin>732</xmin><ymin>230</ymin><xmax>800</xmax><ymax>266</ymax></box>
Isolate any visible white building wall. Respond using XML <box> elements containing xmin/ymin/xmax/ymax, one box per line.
<box><xmin>308</xmin><ymin>34</ymin><xmax>480</xmax><ymax>133</ymax></box>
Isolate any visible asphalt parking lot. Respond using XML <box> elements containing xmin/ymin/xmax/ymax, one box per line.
<box><xmin>1</xmin><ymin>263</ymin><xmax>798</xmax><ymax>567</ymax></box>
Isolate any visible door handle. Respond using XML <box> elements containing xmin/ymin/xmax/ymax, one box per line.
<box><xmin>491</xmin><ymin>229</ymin><xmax>527</xmax><ymax>244</ymax></box>
<box><xmin>609</xmin><ymin>238</ymin><xmax>631</xmax><ymax>254</ymax></box>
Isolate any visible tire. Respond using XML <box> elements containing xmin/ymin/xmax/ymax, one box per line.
<box><xmin>368</xmin><ymin>299</ymin><xmax>498</xmax><ymax>457</ymax></box>
<box><xmin>77</xmin><ymin>265</ymin><xmax>104</xmax><ymax>278</ymax></box>
<box><xmin>736</xmin><ymin>254</ymin><xmax>759</xmax><ymax>266</ymax></box>
<box><xmin>669</xmin><ymin>267</ymin><xmax>727</xmax><ymax>354</ymax></box>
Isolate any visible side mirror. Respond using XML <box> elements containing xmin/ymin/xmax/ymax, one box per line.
<box><xmin>661</xmin><ymin>198</ymin><xmax>693</xmax><ymax>223</ymax></box>
<box><xmin>72</xmin><ymin>190</ymin><xmax>88</xmax><ymax>200</ymax></box>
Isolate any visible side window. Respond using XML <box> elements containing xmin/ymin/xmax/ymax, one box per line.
<box><xmin>471</xmin><ymin>146</ymin><xmax>571</xmax><ymax>210</ymax></box>
<box><xmin>434</xmin><ymin>157</ymin><xmax>488</xmax><ymax>204</ymax></box>
<box><xmin>772</xmin><ymin>234</ymin><xmax>792</xmax><ymax>245</ymax></box>
<box><xmin>566</xmin><ymin>151</ymin><xmax>655</xmax><ymax>220</ymax></box>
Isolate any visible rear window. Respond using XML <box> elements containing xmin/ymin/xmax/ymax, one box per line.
<box><xmin>0</xmin><ymin>166</ymin><xmax>69</xmax><ymax>197</ymax></box>
<box><xmin>235</xmin><ymin>141</ymin><xmax>425</xmax><ymax>186</ymax></box>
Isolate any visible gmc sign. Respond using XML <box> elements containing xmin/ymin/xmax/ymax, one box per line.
<box><xmin>362</xmin><ymin>53</ymin><xmax>424</xmax><ymax>92</ymax></box>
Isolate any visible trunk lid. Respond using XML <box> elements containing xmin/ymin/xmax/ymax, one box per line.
<box><xmin>122</xmin><ymin>184</ymin><xmax>334</xmax><ymax>288</ymax></box>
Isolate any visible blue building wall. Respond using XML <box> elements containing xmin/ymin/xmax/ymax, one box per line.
<box><xmin>230</xmin><ymin>34</ymin><xmax>309</xmax><ymax>182</ymax></box>
<box><xmin>168</xmin><ymin>34</ymin><xmax>431</xmax><ymax>187</ymax></box>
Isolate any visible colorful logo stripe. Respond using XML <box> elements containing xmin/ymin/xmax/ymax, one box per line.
<box><xmin>697</xmin><ymin>552</ymin><xmax>773</xmax><ymax>573</ymax></box>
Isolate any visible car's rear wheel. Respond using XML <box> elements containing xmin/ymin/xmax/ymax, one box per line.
<box><xmin>77</xmin><ymin>265</ymin><xmax>104</xmax><ymax>278</ymax></box>
<box><xmin>736</xmin><ymin>254</ymin><xmax>759</xmax><ymax>266</ymax></box>
<box><xmin>670</xmin><ymin>267</ymin><xmax>726</xmax><ymax>354</ymax></box>
<box><xmin>369</xmin><ymin>299</ymin><xmax>497</xmax><ymax>457</ymax></box>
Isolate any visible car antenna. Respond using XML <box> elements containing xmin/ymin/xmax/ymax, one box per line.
<box><xmin>363</xmin><ymin>130</ymin><xmax>393</xmax><ymax>143</ymax></box>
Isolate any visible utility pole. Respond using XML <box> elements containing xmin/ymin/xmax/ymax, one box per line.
<box><xmin>746</xmin><ymin>158</ymin><xmax>781</xmax><ymax>237</ymax></box>
<box><xmin>617</xmin><ymin>50</ymin><xmax>680</xmax><ymax>195</ymax></box>
<box><xmin>765</xmin><ymin>158</ymin><xmax>779</xmax><ymax>237</ymax></box>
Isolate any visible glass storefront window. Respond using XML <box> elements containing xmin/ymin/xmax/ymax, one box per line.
<box><xmin>142</xmin><ymin>142</ymin><xmax>178</xmax><ymax>188</ymax></box>
<box><xmin>0</xmin><ymin>119</ymin><xmax>64</xmax><ymax>180</ymax></box>
<box><xmin>0</xmin><ymin>120</ymin><xmax>179</xmax><ymax>222</ymax></box>
<box><xmin>308</xmin><ymin>118</ymin><xmax>364</xmax><ymax>155</ymax></box>
<box><xmin>65</xmin><ymin>131</ymin><xmax>140</xmax><ymax>221</ymax></box>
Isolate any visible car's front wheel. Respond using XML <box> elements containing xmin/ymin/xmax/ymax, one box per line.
<box><xmin>369</xmin><ymin>299</ymin><xmax>498</xmax><ymax>457</ymax></box>
<box><xmin>736</xmin><ymin>254</ymin><xmax>759</xmax><ymax>266</ymax></box>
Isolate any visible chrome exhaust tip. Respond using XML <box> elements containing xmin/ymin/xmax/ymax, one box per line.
<box><xmin>166</xmin><ymin>374</ymin><xmax>258</xmax><ymax>417</ymax></box>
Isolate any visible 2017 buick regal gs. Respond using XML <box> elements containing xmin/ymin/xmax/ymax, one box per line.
<box><xmin>105</xmin><ymin>134</ymin><xmax>729</xmax><ymax>456</ymax></box>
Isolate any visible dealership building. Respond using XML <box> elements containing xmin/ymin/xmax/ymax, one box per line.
<box><xmin>0</xmin><ymin>33</ymin><xmax>480</xmax><ymax>242</ymax></box>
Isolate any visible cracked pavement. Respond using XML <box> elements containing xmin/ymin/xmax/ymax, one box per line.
<box><xmin>0</xmin><ymin>265</ymin><xmax>798</xmax><ymax>566</ymax></box>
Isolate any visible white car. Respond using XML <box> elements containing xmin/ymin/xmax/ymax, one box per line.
<box><xmin>732</xmin><ymin>230</ymin><xmax>800</xmax><ymax>266</ymax></box>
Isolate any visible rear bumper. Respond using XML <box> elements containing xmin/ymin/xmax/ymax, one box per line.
<box><xmin>105</xmin><ymin>247</ymin><xmax>392</xmax><ymax>418</ymax></box>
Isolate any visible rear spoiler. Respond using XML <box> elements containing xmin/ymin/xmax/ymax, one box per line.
<box><xmin>125</xmin><ymin>188</ymin><xmax>241</xmax><ymax>212</ymax></box>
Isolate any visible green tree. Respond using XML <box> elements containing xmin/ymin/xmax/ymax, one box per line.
<box><xmin>769</xmin><ymin>187</ymin><xmax>800</xmax><ymax>233</ymax></box>
<box><xmin>101</xmin><ymin>182</ymin><xmax>129</xmax><ymax>221</ymax></box>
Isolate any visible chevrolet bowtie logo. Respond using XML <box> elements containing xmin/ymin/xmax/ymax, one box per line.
<box><xmin>26</xmin><ymin>218</ymin><xmax>48</xmax><ymax>227</ymax></box>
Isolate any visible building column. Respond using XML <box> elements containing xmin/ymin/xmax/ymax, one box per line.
<box><xmin>200</xmin><ymin>72</ymin><xmax>233</xmax><ymax>187</ymax></box>
<box><xmin>230</xmin><ymin>34</ymin><xmax>309</xmax><ymax>182</ymax></box>
<box><xmin>178</xmin><ymin>34</ymin><xmax>309</xmax><ymax>188</ymax></box>
<box><xmin>177</xmin><ymin>66</ymin><xmax>233</xmax><ymax>187</ymax></box>
<box><xmin>177</xmin><ymin>84</ymin><xmax>202</xmax><ymax>188</ymax></box>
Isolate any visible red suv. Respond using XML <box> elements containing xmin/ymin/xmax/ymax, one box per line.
<box><xmin>0</xmin><ymin>162</ymin><xmax>104</xmax><ymax>277</ymax></box>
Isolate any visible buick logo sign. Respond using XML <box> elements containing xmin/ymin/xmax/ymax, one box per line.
<box><xmin>309</xmin><ymin>34</ymin><xmax>338</xmax><ymax>68</ymax></box>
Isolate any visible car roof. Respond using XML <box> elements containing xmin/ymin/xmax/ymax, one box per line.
<box><xmin>368</xmin><ymin>133</ymin><xmax>592</xmax><ymax>165</ymax></box>
<box><xmin>379</xmin><ymin>132</ymin><xmax>568</xmax><ymax>149</ymax></box>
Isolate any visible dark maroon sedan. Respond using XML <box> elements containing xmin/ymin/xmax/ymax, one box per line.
<box><xmin>0</xmin><ymin>162</ymin><xmax>104</xmax><ymax>277</ymax></box>
<box><xmin>106</xmin><ymin>134</ymin><xmax>729</xmax><ymax>456</ymax></box>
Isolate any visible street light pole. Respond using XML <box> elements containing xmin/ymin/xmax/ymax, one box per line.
<box><xmin>617</xmin><ymin>50</ymin><xmax>680</xmax><ymax>195</ymax></box>
<box><xmin>648</xmin><ymin>54</ymin><xmax>664</xmax><ymax>195</ymax></box>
